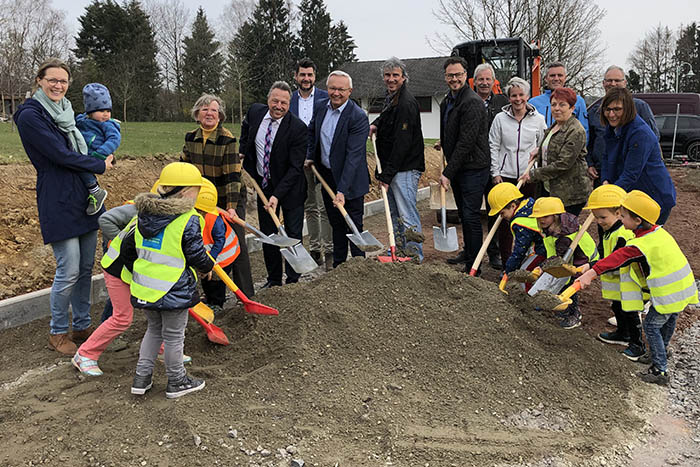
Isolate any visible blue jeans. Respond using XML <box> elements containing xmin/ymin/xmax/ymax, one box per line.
<box><xmin>387</xmin><ymin>170</ymin><xmax>423</xmax><ymax>262</ymax></box>
<box><xmin>78</xmin><ymin>171</ymin><xmax>98</xmax><ymax>189</ymax></box>
<box><xmin>643</xmin><ymin>306</ymin><xmax>678</xmax><ymax>372</ymax></box>
<box><xmin>451</xmin><ymin>167</ymin><xmax>490</xmax><ymax>267</ymax></box>
<box><xmin>49</xmin><ymin>230</ymin><xmax>97</xmax><ymax>334</ymax></box>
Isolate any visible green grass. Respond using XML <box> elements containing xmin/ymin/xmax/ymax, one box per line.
<box><xmin>0</xmin><ymin>121</ymin><xmax>242</xmax><ymax>164</ymax></box>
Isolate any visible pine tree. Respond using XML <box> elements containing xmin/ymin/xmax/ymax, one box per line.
<box><xmin>182</xmin><ymin>7</ymin><xmax>223</xmax><ymax>99</ymax></box>
<box><xmin>675</xmin><ymin>23</ymin><xmax>700</xmax><ymax>93</ymax></box>
<box><xmin>298</xmin><ymin>0</ymin><xmax>332</xmax><ymax>77</ymax></box>
<box><xmin>328</xmin><ymin>21</ymin><xmax>356</xmax><ymax>71</ymax></box>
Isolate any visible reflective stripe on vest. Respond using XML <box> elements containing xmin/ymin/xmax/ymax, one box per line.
<box><xmin>600</xmin><ymin>225</ymin><xmax>634</xmax><ymax>301</ymax></box>
<box><xmin>624</xmin><ymin>227</ymin><xmax>698</xmax><ymax>314</ymax></box>
<box><xmin>543</xmin><ymin>230</ymin><xmax>599</xmax><ymax>262</ymax></box>
<box><xmin>100</xmin><ymin>216</ymin><xmax>137</xmax><ymax>284</ymax></box>
<box><xmin>131</xmin><ymin>210</ymin><xmax>204</xmax><ymax>304</ymax></box>
<box><xmin>202</xmin><ymin>212</ymin><xmax>240</xmax><ymax>268</ymax></box>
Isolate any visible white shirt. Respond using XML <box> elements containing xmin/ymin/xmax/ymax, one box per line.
<box><xmin>320</xmin><ymin>100</ymin><xmax>348</xmax><ymax>170</ymax></box>
<box><xmin>297</xmin><ymin>88</ymin><xmax>315</xmax><ymax>126</ymax></box>
<box><xmin>254</xmin><ymin>111</ymin><xmax>281</xmax><ymax>177</ymax></box>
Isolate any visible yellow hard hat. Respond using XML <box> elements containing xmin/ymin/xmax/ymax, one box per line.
<box><xmin>156</xmin><ymin>162</ymin><xmax>204</xmax><ymax>187</ymax></box>
<box><xmin>584</xmin><ymin>184</ymin><xmax>627</xmax><ymax>210</ymax></box>
<box><xmin>622</xmin><ymin>190</ymin><xmax>660</xmax><ymax>224</ymax></box>
<box><xmin>487</xmin><ymin>183</ymin><xmax>523</xmax><ymax>216</ymax></box>
<box><xmin>195</xmin><ymin>179</ymin><xmax>219</xmax><ymax>214</ymax></box>
<box><xmin>150</xmin><ymin>181</ymin><xmax>160</xmax><ymax>194</ymax></box>
<box><xmin>530</xmin><ymin>197</ymin><xmax>565</xmax><ymax>218</ymax></box>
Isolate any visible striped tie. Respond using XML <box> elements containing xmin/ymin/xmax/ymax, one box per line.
<box><xmin>262</xmin><ymin>121</ymin><xmax>273</xmax><ymax>188</ymax></box>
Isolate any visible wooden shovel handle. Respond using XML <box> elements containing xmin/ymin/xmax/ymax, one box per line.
<box><xmin>515</xmin><ymin>158</ymin><xmax>537</xmax><ymax>189</ymax></box>
<box><xmin>242</xmin><ymin>169</ymin><xmax>283</xmax><ymax>229</ymax></box>
<box><xmin>562</xmin><ymin>213</ymin><xmax>595</xmax><ymax>263</ymax></box>
<box><xmin>371</xmin><ymin>135</ymin><xmax>397</xmax><ymax>249</ymax></box>
<box><xmin>309</xmin><ymin>163</ymin><xmax>350</xmax><ymax>217</ymax></box>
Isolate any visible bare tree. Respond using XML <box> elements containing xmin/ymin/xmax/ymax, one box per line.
<box><xmin>217</xmin><ymin>0</ymin><xmax>255</xmax><ymax>43</ymax></box>
<box><xmin>429</xmin><ymin>0</ymin><xmax>606</xmax><ymax>94</ymax></box>
<box><xmin>628</xmin><ymin>25</ymin><xmax>677</xmax><ymax>92</ymax></box>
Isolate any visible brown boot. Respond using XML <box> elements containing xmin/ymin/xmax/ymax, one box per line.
<box><xmin>48</xmin><ymin>334</ymin><xmax>78</xmax><ymax>355</ymax></box>
<box><xmin>71</xmin><ymin>327</ymin><xmax>94</xmax><ymax>344</ymax></box>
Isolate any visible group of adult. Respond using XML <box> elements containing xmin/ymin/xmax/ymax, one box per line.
<box><xmin>14</xmin><ymin>54</ymin><xmax>677</xmax><ymax>353</ymax></box>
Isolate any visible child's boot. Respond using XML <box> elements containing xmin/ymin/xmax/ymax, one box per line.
<box><xmin>639</xmin><ymin>365</ymin><xmax>670</xmax><ymax>386</ymax></box>
<box><xmin>166</xmin><ymin>375</ymin><xmax>205</xmax><ymax>399</ymax></box>
<box><xmin>87</xmin><ymin>187</ymin><xmax>108</xmax><ymax>215</ymax></box>
<box><xmin>598</xmin><ymin>306</ymin><xmax>629</xmax><ymax>345</ymax></box>
<box><xmin>131</xmin><ymin>373</ymin><xmax>153</xmax><ymax>395</ymax></box>
<box><xmin>622</xmin><ymin>312</ymin><xmax>646</xmax><ymax>361</ymax></box>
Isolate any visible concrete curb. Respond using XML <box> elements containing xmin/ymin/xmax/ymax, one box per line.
<box><xmin>0</xmin><ymin>186</ymin><xmax>431</xmax><ymax>332</ymax></box>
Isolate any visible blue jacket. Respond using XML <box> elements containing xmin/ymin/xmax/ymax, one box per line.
<box><xmin>529</xmin><ymin>89</ymin><xmax>589</xmax><ymax>140</ymax></box>
<box><xmin>602</xmin><ymin>115</ymin><xmax>676</xmax><ymax>214</ymax></box>
<box><xmin>14</xmin><ymin>99</ymin><xmax>106</xmax><ymax>244</ymax></box>
<box><xmin>504</xmin><ymin>198</ymin><xmax>546</xmax><ymax>274</ymax></box>
<box><xmin>208</xmin><ymin>215</ymin><xmax>226</xmax><ymax>260</ymax></box>
<box><xmin>587</xmin><ymin>98</ymin><xmax>659</xmax><ymax>170</ymax></box>
<box><xmin>307</xmin><ymin>99</ymin><xmax>370</xmax><ymax>200</ymax></box>
<box><xmin>75</xmin><ymin>113</ymin><xmax>121</xmax><ymax>160</ymax></box>
<box><xmin>289</xmin><ymin>87</ymin><xmax>328</xmax><ymax>122</ymax></box>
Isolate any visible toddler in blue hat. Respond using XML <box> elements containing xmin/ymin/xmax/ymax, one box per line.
<box><xmin>76</xmin><ymin>83</ymin><xmax>122</xmax><ymax>215</ymax></box>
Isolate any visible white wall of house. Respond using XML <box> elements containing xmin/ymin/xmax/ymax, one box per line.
<box><xmin>359</xmin><ymin>96</ymin><xmax>442</xmax><ymax>139</ymax></box>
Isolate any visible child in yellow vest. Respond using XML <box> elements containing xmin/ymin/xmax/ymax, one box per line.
<box><xmin>530</xmin><ymin>197</ymin><xmax>598</xmax><ymax>329</ymax></box>
<box><xmin>578</xmin><ymin>190</ymin><xmax>698</xmax><ymax>385</ymax></box>
<box><xmin>584</xmin><ymin>185</ymin><xmax>645</xmax><ymax>360</ymax></box>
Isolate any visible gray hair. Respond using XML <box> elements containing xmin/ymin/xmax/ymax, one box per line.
<box><xmin>504</xmin><ymin>76</ymin><xmax>530</xmax><ymax>98</ymax></box>
<box><xmin>545</xmin><ymin>61</ymin><xmax>567</xmax><ymax>75</ymax></box>
<box><xmin>267</xmin><ymin>81</ymin><xmax>292</xmax><ymax>99</ymax></box>
<box><xmin>473</xmin><ymin>63</ymin><xmax>495</xmax><ymax>80</ymax></box>
<box><xmin>381</xmin><ymin>57</ymin><xmax>408</xmax><ymax>80</ymax></box>
<box><xmin>191</xmin><ymin>94</ymin><xmax>226</xmax><ymax>122</ymax></box>
<box><xmin>604</xmin><ymin>65</ymin><xmax>626</xmax><ymax>76</ymax></box>
<box><xmin>326</xmin><ymin>70</ymin><xmax>353</xmax><ymax>88</ymax></box>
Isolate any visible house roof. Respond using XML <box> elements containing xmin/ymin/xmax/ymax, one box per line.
<box><xmin>332</xmin><ymin>56</ymin><xmax>450</xmax><ymax>99</ymax></box>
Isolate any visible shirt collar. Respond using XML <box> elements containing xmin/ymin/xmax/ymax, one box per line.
<box><xmin>264</xmin><ymin>110</ymin><xmax>282</xmax><ymax>124</ymax></box>
<box><xmin>327</xmin><ymin>99</ymin><xmax>349</xmax><ymax>113</ymax></box>
<box><xmin>299</xmin><ymin>87</ymin><xmax>315</xmax><ymax>100</ymax></box>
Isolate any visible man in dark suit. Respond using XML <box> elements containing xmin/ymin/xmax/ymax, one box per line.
<box><xmin>240</xmin><ymin>81</ymin><xmax>308</xmax><ymax>287</ymax></box>
<box><xmin>305</xmin><ymin>70</ymin><xmax>370</xmax><ymax>268</ymax></box>
<box><xmin>290</xmin><ymin>58</ymin><xmax>332</xmax><ymax>270</ymax></box>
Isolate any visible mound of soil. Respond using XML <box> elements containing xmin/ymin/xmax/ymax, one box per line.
<box><xmin>0</xmin><ymin>259</ymin><xmax>652</xmax><ymax>466</ymax></box>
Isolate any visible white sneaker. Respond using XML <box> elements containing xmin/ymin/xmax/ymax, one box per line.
<box><xmin>607</xmin><ymin>316</ymin><xmax>617</xmax><ymax>326</ymax></box>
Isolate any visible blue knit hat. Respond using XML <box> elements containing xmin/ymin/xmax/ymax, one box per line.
<box><xmin>83</xmin><ymin>83</ymin><xmax>112</xmax><ymax>114</ymax></box>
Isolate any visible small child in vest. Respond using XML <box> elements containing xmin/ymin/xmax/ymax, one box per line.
<box><xmin>584</xmin><ymin>185</ymin><xmax>645</xmax><ymax>361</ymax></box>
<box><xmin>578</xmin><ymin>190</ymin><xmax>698</xmax><ymax>385</ymax></box>
<box><xmin>486</xmin><ymin>183</ymin><xmax>546</xmax><ymax>292</ymax></box>
<box><xmin>126</xmin><ymin>162</ymin><xmax>214</xmax><ymax>399</ymax></box>
<box><xmin>530</xmin><ymin>197</ymin><xmax>598</xmax><ymax>329</ymax></box>
<box><xmin>75</xmin><ymin>83</ymin><xmax>122</xmax><ymax>216</ymax></box>
<box><xmin>194</xmin><ymin>179</ymin><xmax>240</xmax><ymax>314</ymax></box>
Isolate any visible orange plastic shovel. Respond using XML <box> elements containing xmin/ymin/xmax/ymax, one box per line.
<box><xmin>188</xmin><ymin>304</ymin><xmax>229</xmax><ymax>346</ymax></box>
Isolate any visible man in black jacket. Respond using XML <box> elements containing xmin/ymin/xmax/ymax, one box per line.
<box><xmin>369</xmin><ymin>57</ymin><xmax>425</xmax><ymax>261</ymax></box>
<box><xmin>436</xmin><ymin>57</ymin><xmax>490</xmax><ymax>274</ymax></box>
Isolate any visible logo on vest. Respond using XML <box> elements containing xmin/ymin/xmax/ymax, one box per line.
<box><xmin>142</xmin><ymin>230</ymin><xmax>165</xmax><ymax>250</ymax></box>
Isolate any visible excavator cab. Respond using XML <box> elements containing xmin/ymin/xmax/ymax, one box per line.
<box><xmin>452</xmin><ymin>37</ymin><xmax>541</xmax><ymax>96</ymax></box>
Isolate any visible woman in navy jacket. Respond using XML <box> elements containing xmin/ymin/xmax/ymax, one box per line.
<box><xmin>601</xmin><ymin>87</ymin><xmax>675</xmax><ymax>224</ymax></box>
<box><xmin>14</xmin><ymin>58</ymin><xmax>113</xmax><ymax>355</ymax></box>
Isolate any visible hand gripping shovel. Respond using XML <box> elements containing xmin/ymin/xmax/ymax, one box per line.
<box><xmin>310</xmin><ymin>163</ymin><xmax>383</xmax><ymax>253</ymax></box>
<box><xmin>188</xmin><ymin>304</ymin><xmax>229</xmax><ymax>346</ymax></box>
<box><xmin>218</xmin><ymin>208</ymin><xmax>299</xmax><ymax>248</ymax></box>
<box><xmin>244</xmin><ymin>172</ymin><xmax>318</xmax><ymax>274</ymax></box>
<box><xmin>528</xmin><ymin>213</ymin><xmax>595</xmax><ymax>296</ymax></box>
<box><xmin>371</xmin><ymin>136</ymin><xmax>411</xmax><ymax>263</ymax></box>
<box><xmin>470</xmin><ymin>159</ymin><xmax>537</xmax><ymax>277</ymax></box>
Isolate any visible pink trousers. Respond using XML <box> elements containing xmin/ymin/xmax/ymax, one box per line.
<box><xmin>78</xmin><ymin>272</ymin><xmax>133</xmax><ymax>360</ymax></box>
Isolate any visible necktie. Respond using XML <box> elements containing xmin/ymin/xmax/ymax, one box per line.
<box><xmin>262</xmin><ymin>121</ymin><xmax>273</xmax><ymax>188</ymax></box>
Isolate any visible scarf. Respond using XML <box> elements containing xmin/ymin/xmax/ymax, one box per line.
<box><xmin>33</xmin><ymin>88</ymin><xmax>88</xmax><ymax>155</ymax></box>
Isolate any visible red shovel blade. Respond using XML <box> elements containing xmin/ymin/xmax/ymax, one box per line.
<box><xmin>377</xmin><ymin>246</ymin><xmax>412</xmax><ymax>263</ymax></box>
<box><xmin>188</xmin><ymin>308</ymin><xmax>230</xmax><ymax>346</ymax></box>
<box><xmin>231</xmin><ymin>289</ymin><xmax>279</xmax><ymax>315</ymax></box>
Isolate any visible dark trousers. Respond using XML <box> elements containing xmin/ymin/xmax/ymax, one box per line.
<box><xmin>493</xmin><ymin>177</ymin><xmax>537</xmax><ymax>265</ymax></box>
<box><xmin>257</xmin><ymin>196</ymin><xmax>304</xmax><ymax>284</ymax></box>
<box><xmin>228</xmin><ymin>200</ymin><xmax>255</xmax><ymax>297</ymax></box>
<box><xmin>317</xmin><ymin>164</ymin><xmax>365</xmax><ymax>267</ymax></box>
<box><xmin>565</xmin><ymin>202</ymin><xmax>585</xmax><ymax>216</ymax></box>
<box><xmin>201</xmin><ymin>262</ymin><xmax>234</xmax><ymax>306</ymax></box>
<box><xmin>611</xmin><ymin>300</ymin><xmax>643</xmax><ymax>348</ymax></box>
<box><xmin>452</xmin><ymin>167</ymin><xmax>490</xmax><ymax>267</ymax></box>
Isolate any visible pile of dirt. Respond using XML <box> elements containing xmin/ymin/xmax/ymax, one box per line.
<box><xmin>0</xmin><ymin>259</ymin><xmax>652</xmax><ymax>466</ymax></box>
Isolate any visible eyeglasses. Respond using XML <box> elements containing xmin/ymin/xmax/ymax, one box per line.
<box><xmin>604</xmin><ymin>106</ymin><xmax>624</xmax><ymax>114</ymax></box>
<box><xmin>328</xmin><ymin>86</ymin><xmax>350</xmax><ymax>93</ymax></box>
<box><xmin>43</xmin><ymin>78</ymin><xmax>69</xmax><ymax>87</ymax></box>
<box><xmin>444</xmin><ymin>72</ymin><xmax>466</xmax><ymax>79</ymax></box>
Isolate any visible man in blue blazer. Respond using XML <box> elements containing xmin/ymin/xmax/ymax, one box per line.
<box><xmin>305</xmin><ymin>70</ymin><xmax>370</xmax><ymax>268</ymax></box>
<box><xmin>290</xmin><ymin>58</ymin><xmax>332</xmax><ymax>270</ymax></box>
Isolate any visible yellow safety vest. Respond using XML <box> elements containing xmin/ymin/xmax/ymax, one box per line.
<box><xmin>621</xmin><ymin>227</ymin><xmax>698</xmax><ymax>314</ymax></box>
<box><xmin>131</xmin><ymin>210</ymin><xmax>204</xmax><ymax>304</ymax></box>
<box><xmin>600</xmin><ymin>225</ymin><xmax>634</xmax><ymax>301</ymax></box>
<box><xmin>543</xmin><ymin>230</ymin><xmax>599</xmax><ymax>262</ymax></box>
<box><xmin>510</xmin><ymin>201</ymin><xmax>541</xmax><ymax>236</ymax></box>
<box><xmin>100</xmin><ymin>216</ymin><xmax>137</xmax><ymax>284</ymax></box>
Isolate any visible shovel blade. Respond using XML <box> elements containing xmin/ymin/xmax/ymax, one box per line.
<box><xmin>346</xmin><ymin>231</ymin><xmax>384</xmax><ymax>253</ymax></box>
<box><xmin>188</xmin><ymin>308</ymin><xmax>230</xmax><ymax>346</ymax></box>
<box><xmin>190</xmin><ymin>302</ymin><xmax>215</xmax><ymax>323</ymax></box>
<box><xmin>528</xmin><ymin>272</ymin><xmax>568</xmax><ymax>296</ymax></box>
<box><xmin>268</xmin><ymin>233</ymin><xmax>301</xmax><ymax>248</ymax></box>
<box><xmin>432</xmin><ymin>225</ymin><xmax>459</xmax><ymax>252</ymax></box>
<box><xmin>280</xmin><ymin>244</ymin><xmax>318</xmax><ymax>274</ymax></box>
<box><xmin>243</xmin><ymin>300</ymin><xmax>279</xmax><ymax>316</ymax></box>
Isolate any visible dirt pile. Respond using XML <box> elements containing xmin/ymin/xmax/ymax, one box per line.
<box><xmin>0</xmin><ymin>259</ymin><xmax>652</xmax><ymax>466</ymax></box>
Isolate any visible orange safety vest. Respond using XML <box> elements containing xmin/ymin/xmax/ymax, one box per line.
<box><xmin>202</xmin><ymin>212</ymin><xmax>240</xmax><ymax>267</ymax></box>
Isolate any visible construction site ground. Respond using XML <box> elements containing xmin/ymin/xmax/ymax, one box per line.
<box><xmin>0</xmin><ymin>151</ymin><xmax>699</xmax><ymax>466</ymax></box>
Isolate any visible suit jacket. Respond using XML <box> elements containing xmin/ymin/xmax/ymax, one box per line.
<box><xmin>240</xmin><ymin>103</ymin><xmax>308</xmax><ymax>207</ymax></box>
<box><xmin>289</xmin><ymin>87</ymin><xmax>329</xmax><ymax>120</ymax></box>
<box><xmin>307</xmin><ymin>99</ymin><xmax>370</xmax><ymax>200</ymax></box>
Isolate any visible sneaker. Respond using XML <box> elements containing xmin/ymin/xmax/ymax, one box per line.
<box><xmin>447</xmin><ymin>250</ymin><xmax>467</xmax><ymax>265</ymax></box>
<box><xmin>48</xmin><ymin>333</ymin><xmax>77</xmax><ymax>355</ymax></box>
<box><xmin>131</xmin><ymin>373</ymin><xmax>153</xmax><ymax>395</ymax></box>
<box><xmin>86</xmin><ymin>187</ymin><xmax>108</xmax><ymax>215</ymax></box>
<box><xmin>637</xmin><ymin>347</ymin><xmax>673</xmax><ymax>365</ymax></box>
<box><xmin>559</xmin><ymin>312</ymin><xmax>582</xmax><ymax>329</ymax></box>
<box><xmin>622</xmin><ymin>344</ymin><xmax>646</xmax><ymax>361</ymax></box>
<box><xmin>165</xmin><ymin>375</ymin><xmax>205</xmax><ymax>399</ymax></box>
<box><xmin>607</xmin><ymin>316</ymin><xmax>617</xmax><ymax>326</ymax></box>
<box><xmin>72</xmin><ymin>352</ymin><xmax>103</xmax><ymax>376</ymax></box>
<box><xmin>210</xmin><ymin>304</ymin><xmax>224</xmax><ymax>317</ymax></box>
<box><xmin>639</xmin><ymin>365</ymin><xmax>670</xmax><ymax>386</ymax></box>
<box><xmin>597</xmin><ymin>331</ymin><xmax>630</xmax><ymax>346</ymax></box>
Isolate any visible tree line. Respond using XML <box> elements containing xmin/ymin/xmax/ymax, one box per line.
<box><xmin>0</xmin><ymin>0</ymin><xmax>356</xmax><ymax>122</ymax></box>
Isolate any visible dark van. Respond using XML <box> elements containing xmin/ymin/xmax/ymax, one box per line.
<box><xmin>633</xmin><ymin>93</ymin><xmax>700</xmax><ymax>115</ymax></box>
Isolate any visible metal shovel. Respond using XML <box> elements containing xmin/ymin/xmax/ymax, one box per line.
<box><xmin>219</xmin><ymin>208</ymin><xmax>299</xmax><ymax>248</ymax></box>
<box><xmin>310</xmin><ymin>164</ymin><xmax>383</xmax><ymax>253</ymax></box>
<box><xmin>245</xmin><ymin>173</ymin><xmax>318</xmax><ymax>274</ymax></box>
<box><xmin>433</xmin><ymin>182</ymin><xmax>459</xmax><ymax>252</ymax></box>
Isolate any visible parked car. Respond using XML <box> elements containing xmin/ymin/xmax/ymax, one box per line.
<box><xmin>654</xmin><ymin>114</ymin><xmax>700</xmax><ymax>161</ymax></box>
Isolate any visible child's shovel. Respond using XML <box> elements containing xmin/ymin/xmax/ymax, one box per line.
<box><xmin>188</xmin><ymin>304</ymin><xmax>229</xmax><ymax>346</ymax></box>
